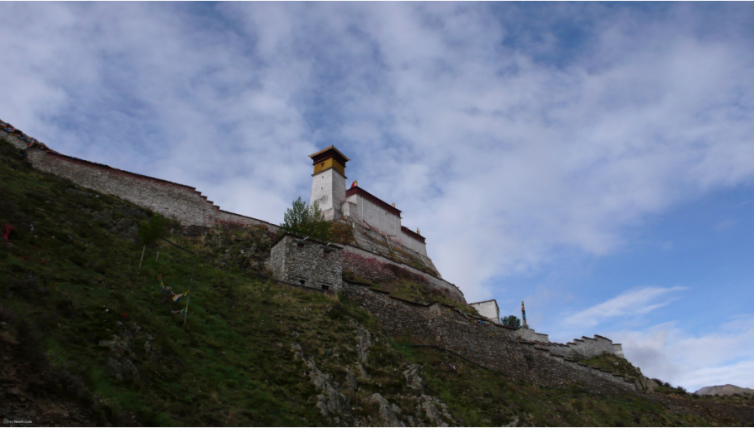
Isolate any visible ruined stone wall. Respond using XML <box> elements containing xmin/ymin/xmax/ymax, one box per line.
<box><xmin>516</xmin><ymin>328</ymin><xmax>551</xmax><ymax>343</ymax></box>
<box><xmin>341</xmin><ymin>245</ymin><xmax>465</xmax><ymax>304</ymax></box>
<box><xmin>514</xmin><ymin>327</ymin><xmax>626</xmax><ymax>360</ymax></box>
<box><xmin>2</xmin><ymin>130</ymin><xmax>277</xmax><ymax>230</ymax></box>
<box><xmin>540</xmin><ymin>335</ymin><xmax>625</xmax><ymax>360</ymax></box>
<box><xmin>268</xmin><ymin>235</ymin><xmax>343</xmax><ymax>292</ymax></box>
<box><xmin>341</xmin><ymin>282</ymin><xmax>636</xmax><ymax>393</ymax></box>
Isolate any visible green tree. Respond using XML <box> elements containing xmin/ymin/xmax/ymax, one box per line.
<box><xmin>501</xmin><ymin>315</ymin><xmax>522</xmax><ymax>329</ymax></box>
<box><xmin>139</xmin><ymin>213</ymin><xmax>169</xmax><ymax>245</ymax></box>
<box><xmin>279</xmin><ymin>197</ymin><xmax>331</xmax><ymax>241</ymax></box>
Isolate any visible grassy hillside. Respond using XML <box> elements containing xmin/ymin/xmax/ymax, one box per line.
<box><xmin>2</xmin><ymin>137</ymin><xmax>754</xmax><ymax>426</ymax></box>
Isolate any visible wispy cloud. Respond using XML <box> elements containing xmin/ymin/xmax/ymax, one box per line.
<box><xmin>616</xmin><ymin>316</ymin><xmax>754</xmax><ymax>392</ymax></box>
<box><xmin>564</xmin><ymin>287</ymin><xmax>686</xmax><ymax>328</ymax></box>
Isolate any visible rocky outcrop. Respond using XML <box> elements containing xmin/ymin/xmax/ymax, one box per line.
<box><xmin>305</xmin><ymin>356</ymin><xmax>351</xmax><ymax>421</ymax></box>
<box><xmin>369</xmin><ymin>393</ymin><xmax>405</xmax><ymax>427</ymax></box>
<box><xmin>291</xmin><ymin>322</ymin><xmax>457</xmax><ymax>427</ymax></box>
<box><xmin>403</xmin><ymin>365</ymin><xmax>426</xmax><ymax>391</ymax></box>
<box><xmin>98</xmin><ymin>324</ymin><xmax>143</xmax><ymax>381</ymax></box>
<box><xmin>344</xmin><ymin>367</ymin><xmax>358</xmax><ymax>392</ymax></box>
<box><xmin>416</xmin><ymin>395</ymin><xmax>453</xmax><ymax>427</ymax></box>
<box><xmin>292</xmin><ymin>343</ymin><xmax>352</xmax><ymax>424</ymax></box>
<box><xmin>357</xmin><ymin>325</ymin><xmax>372</xmax><ymax>365</ymax></box>
<box><xmin>637</xmin><ymin>376</ymin><xmax>659</xmax><ymax>393</ymax></box>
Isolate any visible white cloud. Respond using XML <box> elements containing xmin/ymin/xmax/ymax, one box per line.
<box><xmin>616</xmin><ymin>317</ymin><xmax>754</xmax><ymax>392</ymax></box>
<box><xmin>210</xmin><ymin>3</ymin><xmax>754</xmax><ymax>302</ymax></box>
<box><xmin>2</xmin><ymin>5</ymin><xmax>753</xmax><ymax>294</ymax></box>
<box><xmin>563</xmin><ymin>287</ymin><xmax>686</xmax><ymax>328</ymax></box>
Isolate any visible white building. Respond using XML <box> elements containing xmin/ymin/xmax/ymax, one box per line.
<box><xmin>469</xmin><ymin>299</ymin><xmax>501</xmax><ymax>325</ymax></box>
<box><xmin>309</xmin><ymin>146</ymin><xmax>428</xmax><ymax>256</ymax></box>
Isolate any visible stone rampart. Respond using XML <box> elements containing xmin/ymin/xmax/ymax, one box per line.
<box><xmin>540</xmin><ymin>335</ymin><xmax>625</xmax><ymax>360</ymax></box>
<box><xmin>349</xmin><ymin>221</ymin><xmax>438</xmax><ymax>275</ymax></box>
<box><xmin>341</xmin><ymin>282</ymin><xmax>636</xmax><ymax>393</ymax></box>
<box><xmin>268</xmin><ymin>234</ymin><xmax>343</xmax><ymax>292</ymax></box>
<box><xmin>516</xmin><ymin>327</ymin><xmax>551</xmax><ymax>343</ymax></box>
<box><xmin>2</xmin><ymin>129</ymin><xmax>277</xmax><ymax>230</ymax></box>
<box><xmin>341</xmin><ymin>244</ymin><xmax>465</xmax><ymax>304</ymax></box>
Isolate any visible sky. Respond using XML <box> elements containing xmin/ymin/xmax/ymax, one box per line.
<box><xmin>2</xmin><ymin>2</ymin><xmax>754</xmax><ymax>393</ymax></box>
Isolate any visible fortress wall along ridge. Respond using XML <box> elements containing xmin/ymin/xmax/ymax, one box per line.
<box><xmin>341</xmin><ymin>282</ymin><xmax>637</xmax><ymax>393</ymax></box>
<box><xmin>2</xmin><ymin>130</ymin><xmax>277</xmax><ymax>229</ymax></box>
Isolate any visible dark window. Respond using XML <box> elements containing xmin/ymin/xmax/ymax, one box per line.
<box><xmin>299</xmin><ymin>279</ymin><xmax>306</xmax><ymax>286</ymax></box>
<box><xmin>321</xmin><ymin>284</ymin><xmax>331</xmax><ymax>291</ymax></box>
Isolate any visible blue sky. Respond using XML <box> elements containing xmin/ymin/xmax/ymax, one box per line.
<box><xmin>2</xmin><ymin>2</ymin><xmax>753</xmax><ymax>392</ymax></box>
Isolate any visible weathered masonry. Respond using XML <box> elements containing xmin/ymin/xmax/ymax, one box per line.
<box><xmin>1</xmin><ymin>126</ymin><xmax>275</xmax><ymax>229</ymax></box>
<box><xmin>341</xmin><ymin>282</ymin><xmax>638</xmax><ymax>393</ymax></box>
<box><xmin>537</xmin><ymin>335</ymin><xmax>625</xmax><ymax>359</ymax></box>
<box><xmin>267</xmin><ymin>234</ymin><xmax>343</xmax><ymax>292</ymax></box>
<box><xmin>516</xmin><ymin>327</ymin><xmax>551</xmax><ymax>343</ymax></box>
<box><xmin>341</xmin><ymin>245</ymin><xmax>465</xmax><ymax>303</ymax></box>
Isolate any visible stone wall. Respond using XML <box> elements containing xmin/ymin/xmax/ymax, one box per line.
<box><xmin>516</xmin><ymin>327</ymin><xmax>551</xmax><ymax>343</ymax></box>
<box><xmin>267</xmin><ymin>234</ymin><xmax>343</xmax><ymax>292</ymax></box>
<box><xmin>515</xmin><ymin>328</ymin><xmax>626</xmax><ymax>360</ymax></box>
<box><xmin>341</xmin><ymin>282</ymin><xmax>636</xmax><ymax>393</ymax></box>
<box><xmin>349</xmin><ymin>221</ymin><xmax>438</xmax><ymax>275</ymax></box>
<box><xmin>2</xmin><ymin>130</ymin><xmax>277</xmax><ymax>230</ymax></box>
<box><xmin>540</xmin><ymin>335</ymin><xmax>625</xmax><ymax>360</ymax></box>
<box><xmin>341</xmin><ymin>245</ymin><xmax>465</xmax><ymax>304</ymax></box>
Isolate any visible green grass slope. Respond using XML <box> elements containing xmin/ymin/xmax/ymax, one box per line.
<box><xmin>2</xmin><ymin>138</ymin><xmax>754</xmax><ymax>426</ymax></box>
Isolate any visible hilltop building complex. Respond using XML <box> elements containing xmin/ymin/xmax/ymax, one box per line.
<box><xmin>3</xmin><ymin>120</ymin><xmax>636</xmax><ymax>393</ymax></box>
<box><xmin>309</xmin><ymin>146</ymin><xmax>428</xmax><ymax>256</ymax></box>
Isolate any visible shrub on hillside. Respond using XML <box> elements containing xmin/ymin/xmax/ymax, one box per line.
<box><xmin>501</xmin><ymin>315</ymin><xmax>522</xmax><ymax>329</ymax></box>
<box><xmin>139</xmin><ymin>213</ymin><xmax>169</xmax><ymax>245</ymax></box>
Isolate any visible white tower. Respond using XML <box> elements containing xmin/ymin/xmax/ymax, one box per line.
<box><xmin>309</xmin><ymin>146</ymin><xmax>350</xmax><ymax>221</ymax></box>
